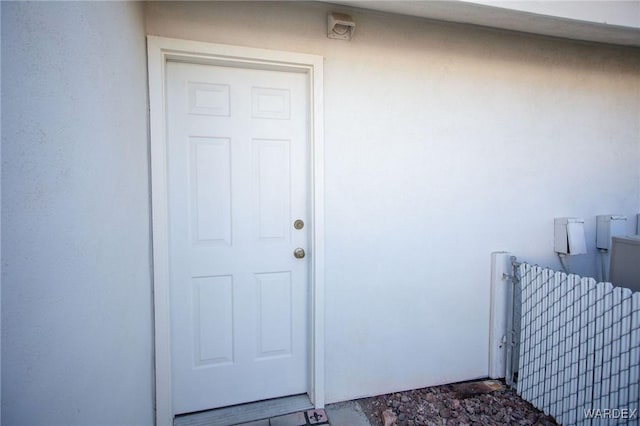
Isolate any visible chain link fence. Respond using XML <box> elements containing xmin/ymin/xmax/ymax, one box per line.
<box><xmin>508</xmin><ymin>261</ymin><xmax>640</xmax><ymax>425</ymax></box>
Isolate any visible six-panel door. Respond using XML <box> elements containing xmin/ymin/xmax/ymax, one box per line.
<box><xmin>166</xmin><ymin>61</ymin><xmax>310</xmax><ymax>415</ymax></box>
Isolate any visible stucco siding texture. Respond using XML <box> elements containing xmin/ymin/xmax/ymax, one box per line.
<box><xmin>0</xmin><ymin>1</ymin><xmax>638</xmax><ymax>423</ymax></box>
<box><xmin>146</xmin><ymin>1</ymin><xmax>640</xmax><ymax>405</ymax></box>
<box><xmin>2</xmin><ymin>2</ymin><xmax>153</xmax><ymax>425</ymax></box>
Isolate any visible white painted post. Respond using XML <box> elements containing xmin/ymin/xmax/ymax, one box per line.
<box><xmin>489</xmin><ymin>252</ymin><xmax>512</xmax><ymax>379</ymax></box>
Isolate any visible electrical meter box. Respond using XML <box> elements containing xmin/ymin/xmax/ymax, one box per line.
<box><xmin>596</xmin><ymin>215</ymin><xmax>627</xmax><ymax>250</ymax></box>
<box><xmin>554</xmin><ymin>217</ymin><xmax>587</xmax><ymax>255</ymax></box>
<box><xmin>610</xmin><ymin>236</ymin><xmax>640</xmax><ymax>291</ymax></box>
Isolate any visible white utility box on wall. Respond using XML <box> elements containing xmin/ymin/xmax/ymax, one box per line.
<box><xmin>610</xmin><ymin>236</ymin><xmax>640</xmax><ymax>291</ymax></box>
<box><xmin>554</xmin><ymin>217</ymin><xmax>587</xmax><ymax>255</ymax></box>
<box><xmin>596</xmin><ymin>215</ymin><xmax>627</xmax><ymax>250</ymax></box>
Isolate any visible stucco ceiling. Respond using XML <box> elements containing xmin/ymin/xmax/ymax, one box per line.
<box><xmin>325</xmin><ymin>1</ymin><xmax>640</xmax><ymax>47</ymax></box>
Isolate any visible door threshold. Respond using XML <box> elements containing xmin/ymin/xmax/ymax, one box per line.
<box><xmin>174</xmin><ymin>394</ymin><xmax>314</xmax><ymax>426</ymax></box>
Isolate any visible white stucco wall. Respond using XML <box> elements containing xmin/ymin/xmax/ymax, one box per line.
<box><xmin>1</xmin><ymin>2</ymin><xmax>153</xmax><ymax>425</ymax></box>
<box><xmin>146</xmin><ymin>1</ymin><xmax>640</xmax><ymax>404</ymax></box>
<box><xmin>1</xmin><ymin>1</ymin><xmax>639</xmax><ymax>422</ymax></box>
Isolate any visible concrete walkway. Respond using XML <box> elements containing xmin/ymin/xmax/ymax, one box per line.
<box><xmin>236</xmin><ymin>401</ymin><xmax>371</xmax><ymax>426</ymax></box>
<box><xmin>325</xmin><ymin>401</ymin><xmax>371</xmax><ymax>426</ymax></box>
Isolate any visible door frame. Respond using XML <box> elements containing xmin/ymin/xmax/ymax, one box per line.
<box><xmin>147</xmin><ymin>36</ymin><xmax>325</xmax><ymax>425</ymax></box>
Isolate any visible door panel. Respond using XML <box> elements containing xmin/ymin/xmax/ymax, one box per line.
<box><xmin>166</xmin><ymin>61</ymin><xmax>309</xmax><ymax>415</ymax></box>
<box><xmin>193</xmin><ymin>276</ymin><xmax>234</xmax><ymax>367</ymax></box>
<box><xmin>190</xmin><ymin>137</ymin><xmax>232</xmax><ymax>245</ymax></box>
<box><xmin>256</xmin><ymin>272</ymin><xmax>293</xmax><ymax>359</ymax></box>
<box><xmin>253</xmin><ymin>139</ymin><xmax>291</xmax><ymax>241</ymax></box>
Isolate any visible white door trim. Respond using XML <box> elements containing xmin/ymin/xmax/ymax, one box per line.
<box><xmin>147</xmin><ymin>36</ymin><xmax>325</xmax><ymax>425</ymax></box>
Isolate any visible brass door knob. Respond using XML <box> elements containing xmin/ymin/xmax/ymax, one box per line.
<box><xmin>293</xmin><ymin>248</ymin><xmax>306</xmax><ymax>259</ymax></box>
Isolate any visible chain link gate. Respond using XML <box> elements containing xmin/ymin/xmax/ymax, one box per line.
<box><xmin>504</xmin><ymin>258</ymin><xmax>639</xmax><ymax>425</ymax></box>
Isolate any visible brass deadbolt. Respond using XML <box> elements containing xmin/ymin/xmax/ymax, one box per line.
<box><xmin>294</xmin><ymin>219</ymin><xmax>304</xmax><ymax>230</ymax></box>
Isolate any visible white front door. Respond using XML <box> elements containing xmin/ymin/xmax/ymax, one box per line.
<box><xmin>165</xmin><ymin>61</ymin><xmax>310</xmax><ymax>415</ymax></box>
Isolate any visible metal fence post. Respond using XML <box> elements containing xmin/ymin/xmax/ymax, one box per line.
<box><xmin>505</xmin><ymin>256</ymin><xmax>520</xmax><ymax>387</ymax></box>
<box><xmin>489</xmin><ymin>252</ymin><xmax>513</xmax><ymax>380</ymax></box>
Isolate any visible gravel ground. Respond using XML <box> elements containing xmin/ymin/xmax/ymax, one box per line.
<box><xmin>356</xmin><ymin>380</ymin><xmax>558</xmax><ymax>426</ymax></box>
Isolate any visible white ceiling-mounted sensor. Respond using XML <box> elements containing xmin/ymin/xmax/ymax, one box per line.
<box><xmin>328</xmin><ymin>12</ymin><xmax>355</xmax><ymax>40</ymax></box>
